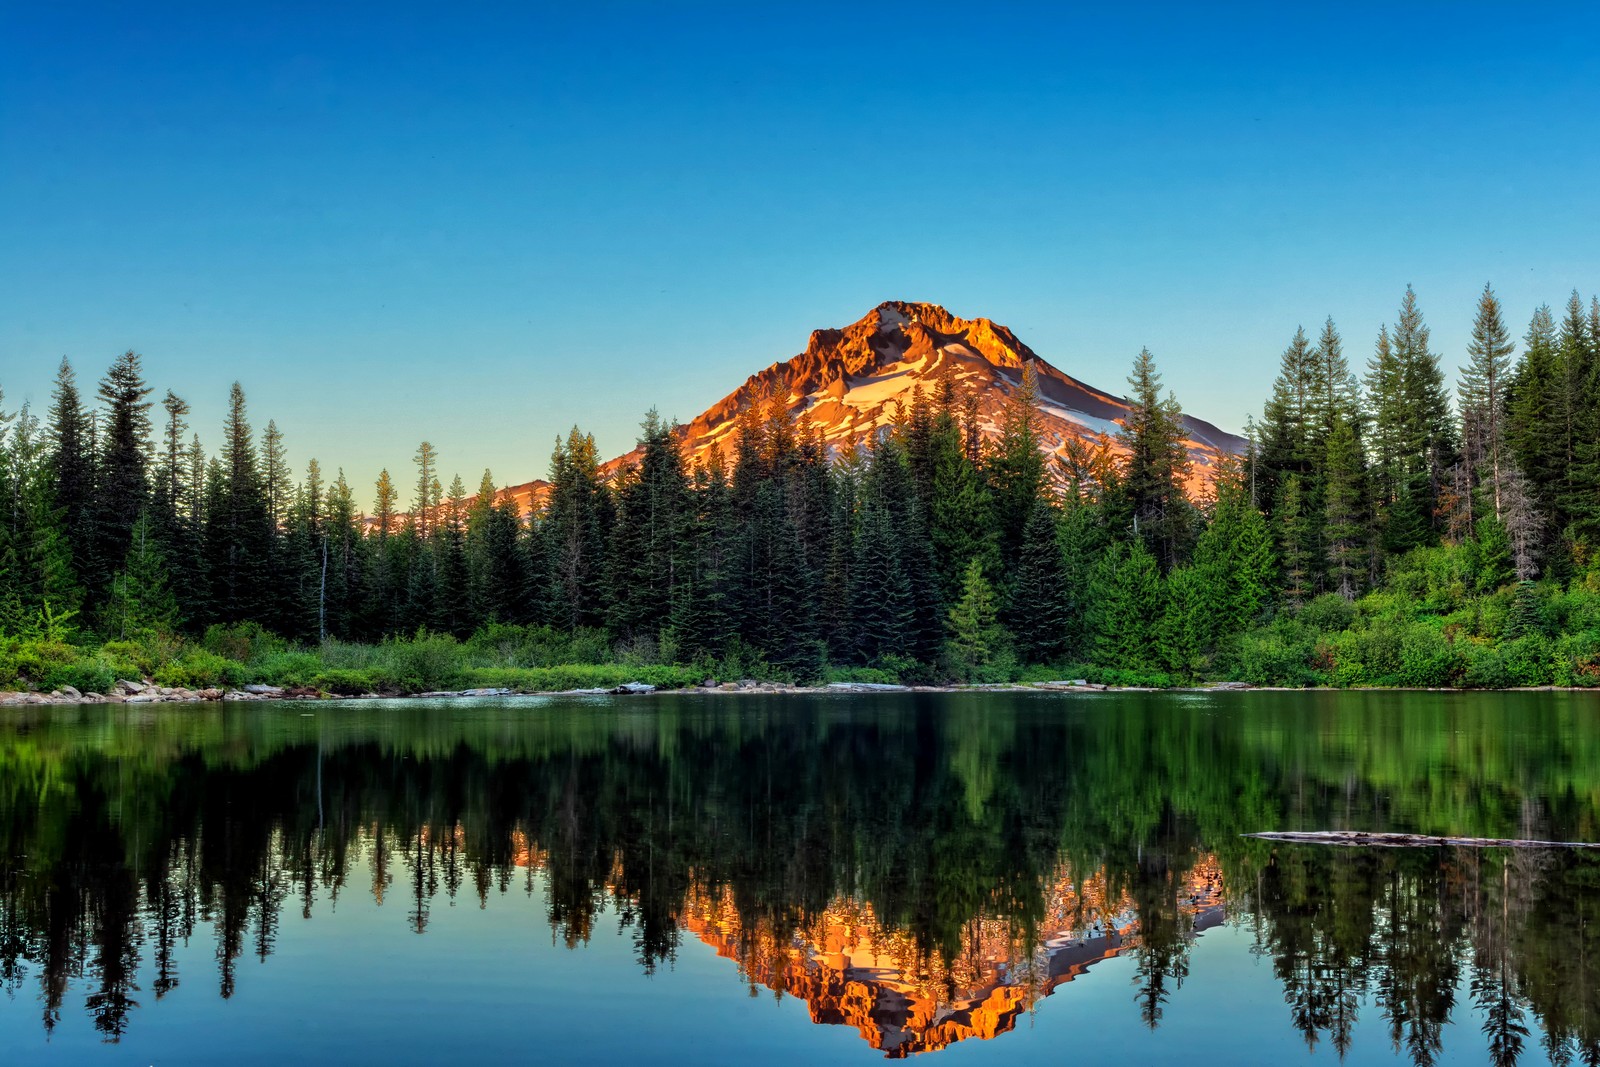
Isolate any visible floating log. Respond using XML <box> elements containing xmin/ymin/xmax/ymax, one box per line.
<box><xmin>1244</xmin><ymin>830</ymin><xmax>1600</xmax><ymax>850</ymax></box>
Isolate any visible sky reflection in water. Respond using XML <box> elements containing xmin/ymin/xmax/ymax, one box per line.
<box><xmin>1</xmin><ymin>690</ymin><xmax>1598</xmax><ymax>1065</ymax></box>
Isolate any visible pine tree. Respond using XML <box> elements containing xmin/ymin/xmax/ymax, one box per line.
<box><xmin>1322</xmin><ymin>412</ymin><xmax>1368</xmax><ymax>600</ymax></box>
<box><xmin>368</xmin><ymin>468</ymin><xmax>396</xmax><ymax>540</ymax></box>
<box><xmin>987</xmin><ymin>362</ymin><xmax>1048</xmax><ymax>573</ymax></box>
<box><xmin>1392</xmin><ymin>285</ymin><xmax>1457</xmax><ymax>532</ymax></box>
<box><xmin>945</xmin><ymin>558</ymin><xmax>1007</xmax><ymax>681</ymax></box>
<box><xmin>926</xmin><ymin>412</ymin><xmax>996</xmax><ymax>603</ymax></box>
<box><xmin>1556</xmin><ymin>291</ymin><xmax>1600</xmax><ymax>543</ymax></box>
<box><xmin>1009</xmin><ymin>498</ymin><xmax>1071</xmax><ymax>663</ymax></box>
<box><xmin>1119</xmin><ymin>348</ymin><xmax>1192</xmax><ymax>571</ymax></box>
<box><xmin>850</xmin><ymin>500</ymin><xmax>913</xmax><ymax>663</ymax></box>
<box><xmin>606</xmin><ymin>411</ymin><xmax>690</xmax><ymax>642</ymax></box>
<box><xmin>433</xmin><ymin>474</ymin><xmax>471</xmax><ymax>636</ymax></box>
<box><xmin>203</xmin><ymin>383</ymin><xmax>272</xmax><ymax>624</ymax></box>
<box><xmin>1158</xmin><ymin>564</ymin><xmax>1212</xmax><ymax>679</ymax></box>
<box><xmin>1275</xmin><ymin>473</ymin><xmax>1312</xmax><ymax>607</ymax></box>
<box><xmin>103</xmin><ymin>511</ymin><xmax>180</xmax><ymax>639</ymax></box>
<box><xmin>91</xmin><ymin>350</ymin><xmax>154</xmax><ymax>599</ymax></box>
<box><xmin>1192</xmin><ymin>478</ymin><xmax>1275</xmax><ymax>639</ymax></box>
<box><xmin>1506</xmin><ymin>305</ymin><xmax>1562</xmax><ymax>527</ymax></box>
<box><xmin>1459</xmin><ymin>284</ymin><xmax>1514</xmax><ymax>521</ymax></box>
<box><xmin>544</xmin><ymin>428</ymin><xmax>609</xmax><ymax>631</ymax></box>
<box><xmin>1088</xmin><ymin>539</ymin><xmax>1162</xmax><ymax>671</ymax></box>
<box><xmin>47</xmin><ymin>358</ymin><xmax>96</xmax><ymax>588</ymax></box>
<box><xmin>0</xmin><ymin>403</ymin><xmax>81</xmax><ymax>630</ymax></box>
<box><xmin>261</xmin><ymin>419</ymin><xmax>290</xmax><ymax>530</ymax></box>
<box><xmin>1056</xmin><ymin>499</ymin><xmax>1103</xmax><ymax>661</ymax></box>
<box><xmin>1313</xmin><ymin>317</ymin><xmax>1359</xmax><ymax>438</ymax></box>
<box><xmin>669</xmin><ymin>451</ymin><xmax>734</xmax><ymax>661</ymax></box>
<box><xmin>413</xmin><ymin>441</ymin><xmax>439</xmax><ymax>537</ymax></box>
<box><xmin>1258</xmin><ymin>326</ymin><xmax>1323</xmax><ymax>508</ymax></box>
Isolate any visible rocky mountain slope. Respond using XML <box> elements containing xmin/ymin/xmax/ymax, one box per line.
<box><xmin>496</xmin><ymin>300</ymin><xmax>1244</xmax><ymax>513</ymax></box>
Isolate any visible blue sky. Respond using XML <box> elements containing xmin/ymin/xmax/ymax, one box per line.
<box><xmin>3</xmin><ymin>2</ymin><xmax>1598</xmax><ymax>504</ymax></box>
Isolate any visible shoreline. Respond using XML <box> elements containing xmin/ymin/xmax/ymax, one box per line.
<box><xmin>3</xmin><ymin>678</ymin><xmax>1597</xmax><ymax>707</ymax></box>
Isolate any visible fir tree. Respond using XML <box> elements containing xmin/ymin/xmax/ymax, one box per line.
<box><xmin>1506</xmin><ymin>305</ymin><xmax>1562</xmax><ymax>528</ymax></box>
<box><xmin>1322</xmin><ymin>412</ymin><xmax>1368</xmax><ymax>600</ymax></box>
<box><xmin>850</xmin><ymin>500</ymin><xmax>913</xmax><ymax>663</ymax></box>
<box><xmin>987</xmin><ymin>362</ymin><xmax>1048</xmax><ymax>573</ymax></box>
<box><xmin>926</xmin><ymin>412</ymin><xmax>995</xmax><ymax>603</ymax></box>
<box><xmin>1009</xmin><ymin>498</ymin><xmax>1071</xmax><ymax>663</ymax></box>
<box><xmin>103</xmin><ymin>511</ymin><xmax>180</xmax><ymax>639</ymax></box>
<box><xmin>1087</xmin><ymin>539</ymin><xmax>1162</xmax><ymax>671</ymax></box>
<box><xmin>545</xmin><ymin>427</ymin><xmax>609</xmax><ymax>631</ymax></box>
<box><xmin>1459</xmin><ymin>284</ymin><xmax>1514</xmax><ymax>521</ymax></box>
<box><xmin>48</xmin><ymin>357</ymin><xmax>96</xmax><ymax>586</ymax></box>
<box><xmin>1275</xmin><ymin>474</ymin><xmax>1312</xmax><ymax>606</ymax></box>
<box><xmin>945</xmin><ymin>558</ymin><xmax>1007</xmax><ymax>681</ymax></box>
<box><xmin>606</xmin><ymin>411</ymin><xmax>690</xmax><ymax>642</ymax></box>
<box><xmin>1119</xmin><ymin>347</ymin><xmax>1192</xmax><ymax>571</ymax></box>
<box><xmin>91</xmin><ymin>350</ymin><xmax>154</xmax><ymax>597</ymax></box>
<box><xmin>204</xmin><ymin>383</ymin><xmax>272</xmax><ymax>624</ymax></box>
<box><xmin>1158</xmin><ymin>564</ymin><xmax>1212</xmax><ymax>679</ymax></box>
<box><xmin>413</xmin><ymin>441</ymin><xmax>439</xmax><ymax>537</ymax></box>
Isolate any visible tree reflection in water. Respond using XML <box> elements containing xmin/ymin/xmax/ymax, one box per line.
<box><xmin>1</xmin><ymin>691</ymin><xmax>1599</xmax><ymax>1063</ymax></box>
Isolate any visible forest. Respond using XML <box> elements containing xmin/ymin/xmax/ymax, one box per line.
<box><xmin>2</xmin><ymin>283</ymin><xmax>1600</xmax><ymax>694</ymax></box>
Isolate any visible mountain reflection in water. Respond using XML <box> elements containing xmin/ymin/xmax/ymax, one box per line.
<box><xmin>2</xmin><ymin>691</ymin><xmax>1600</xmax><ymax>1065</ymax></box>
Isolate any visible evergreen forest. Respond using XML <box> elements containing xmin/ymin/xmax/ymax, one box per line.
<box><xmin>4</xmin><ymin>284</ymin><xmax>1600</xmax><ymax>694</ymax></box>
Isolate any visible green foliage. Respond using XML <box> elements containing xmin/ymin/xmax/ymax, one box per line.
<box><xmin>1238</xmin><ymin>619</ymin><xmax>1319</xmax><ymax>687</ymax></box>
<box><xmin>1299</xmin><ymin>593</ymin><xmax>1357</xmax><ymax>634</ymax></box>
<box><xmin>458</xmin><ymin>664</ymin><xmax>702</xmax><ymax>692</ymax></box>
<box><xmin>152</xmin><ymin>650</ymin><xmax>247</xmax><ymax>689</ymax></box>
<box><xmin>944</xmin><ymin>559</ymin><xmax>1014</xmax><ymax>682</ymax></box>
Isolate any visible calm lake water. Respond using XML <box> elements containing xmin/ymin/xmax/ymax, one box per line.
<box><xmin>2</xmin><ymin>691</ymin><xmax>1599</xmax><ymax>1065</ymax></box>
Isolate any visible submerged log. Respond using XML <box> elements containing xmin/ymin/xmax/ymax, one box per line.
<box><xmin>1244</xmin><ymin>830</ymin><xmax>1600</xmax><ymax>850</ymax></box>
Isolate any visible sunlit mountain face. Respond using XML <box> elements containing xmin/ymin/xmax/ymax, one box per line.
<box><xmin>494</xmin><ymin>302</ymin><xmax>1245</xmax><ymax>514</ymax></box>
<box><xmin>3</xmin><ymin>693</ymin><xmax>1600</xmax><ymax>1064</ymax></box>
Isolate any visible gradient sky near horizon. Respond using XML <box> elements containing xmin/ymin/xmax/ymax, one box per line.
<box><xmin>3</xmin><ymin>2</ymin><xmax>1598</xmax><ymax>505</ymax></box>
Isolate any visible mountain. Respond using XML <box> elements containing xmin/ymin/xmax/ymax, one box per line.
<box><xmin>496</xmin><ymin>300</ymin><xmax>1244</xmax><ymax>513</ymax></box>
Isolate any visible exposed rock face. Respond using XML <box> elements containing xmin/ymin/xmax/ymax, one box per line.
<box><xmin>495</xmin><ymin>301</ymin><xmax>1245</xmax><ymax>515</ymax></box>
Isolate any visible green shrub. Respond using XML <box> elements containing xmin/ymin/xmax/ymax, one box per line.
<box><xmin>1461</xmin><ymin>642</ymin><xmax>1511</xmax><ymax>689</ymax></box>
<box><xmin>10</xmin><ymin>638</ymin><xmax>82</xmax><ymax>687</ymax></box>
<box><xmin>40</xmin><ymin>654</ymin><xmax>123</xmax><ymax>695</ymax></box>
<box><xmin>822</xmin><ymin>665</ymin><xmax>903</xmax><ymax>685</ymax></box>
<box><xmin>153</xmin><ymin>650</ymin><xmax>247</xmax><ymax>689</ymax></box>
<box><xmin>458</xmin><ymin>664</ymin><xmax>701</xmax><ymax>692</ymax></box>
<box><xmin>313</xmin><ymin>668</ymin><xmax>381</xmax><ymax>695</ymax></box>
<box><xmin>201</xmin><ymin>621</ymin><xmax>284</xmax><ymax>664</ymax></box>
<box><xmin>1500</xmin><ymin>634</ymin><xmax>1554</xmax><ymax>686</ymax></box>
<box><xmin>1554</xmin><ymin>631</ymin><xmax>1600</xmax><ymax>687</ymax></box>
<box><xmin>1396</xmin><ymin>623</ymin><xmax>1463</xmax><ymax>688</ymax></box>
<box><xmin>1239</xmin><ymin>630</ymin><xmax>1317</xmax><ymax>686</ymax></box>
<box><xmin>254</xmin><ymin>650</ymin><xmax>326</xmax><ymax>688</ymax></box>
<box><xmin>1299</xmin><ymin>594</ymin><xmax>1356</xmax><ymax>634</ymax></box>
<box><xmin>381</xmin><ymin>632</ymin><xmax>466</xmax><ymax>692</ymax></box>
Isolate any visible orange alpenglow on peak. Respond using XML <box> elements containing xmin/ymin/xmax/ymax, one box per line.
<box><xmin>678</xmin><ymin>859</ymin><xmax>1226</xmax><ymax>1058</ymax></box>
<box><xmin>495</xmin><ymin>302</ymin><xmax>1245</xmax><ymax>516</ymax></box>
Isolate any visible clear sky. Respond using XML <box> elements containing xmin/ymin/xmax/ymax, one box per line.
<box><xmin>3</xmin><ymin>2</ymin><xmax>1598</xmax><ymax>505</ymax></box>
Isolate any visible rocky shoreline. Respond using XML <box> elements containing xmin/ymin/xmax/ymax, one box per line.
<box><xmin>0</xmin><ymin>676</ymin><xmax>1140</xmax><ymax>706</ymax></box>
<box><xmin>1</xmin><ymin>677</ymin><xmax>1589</xmax><ymax>707</ymax></box>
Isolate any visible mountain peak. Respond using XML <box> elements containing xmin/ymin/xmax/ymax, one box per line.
<box><xmin>494</xmin><ymin>302</ymin><xmax>1243</xmax><ymax>514</ymax></box>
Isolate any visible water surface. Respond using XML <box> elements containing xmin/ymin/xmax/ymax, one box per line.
<box><xmin>2</xmin><ymin>691</ymin><xmax>1599</xmax><ymax>1065</ymax></box>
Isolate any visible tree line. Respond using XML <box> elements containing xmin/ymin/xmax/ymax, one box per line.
<box><xmin>2</xmin><ymin>282</ymin><xmax>1598</xmax><ymax>685</ymax></box>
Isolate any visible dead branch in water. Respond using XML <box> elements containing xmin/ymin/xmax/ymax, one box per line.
<box><xmin>1244</xmin><ymin>830</ymin><xmax>1600</xmax><ymax>850</ymax></box>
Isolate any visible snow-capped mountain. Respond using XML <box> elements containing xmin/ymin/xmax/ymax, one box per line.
<box><xmin>497</xmin><ymin>300</ymin><xmax>1243</xmax><ymax>512</ymax></box>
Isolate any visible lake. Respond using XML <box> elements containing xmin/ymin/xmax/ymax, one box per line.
<box><xmin>2</xmin><ymin>690</ymin><xmax>1599</xmax><ymax>1065</ymax></box>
